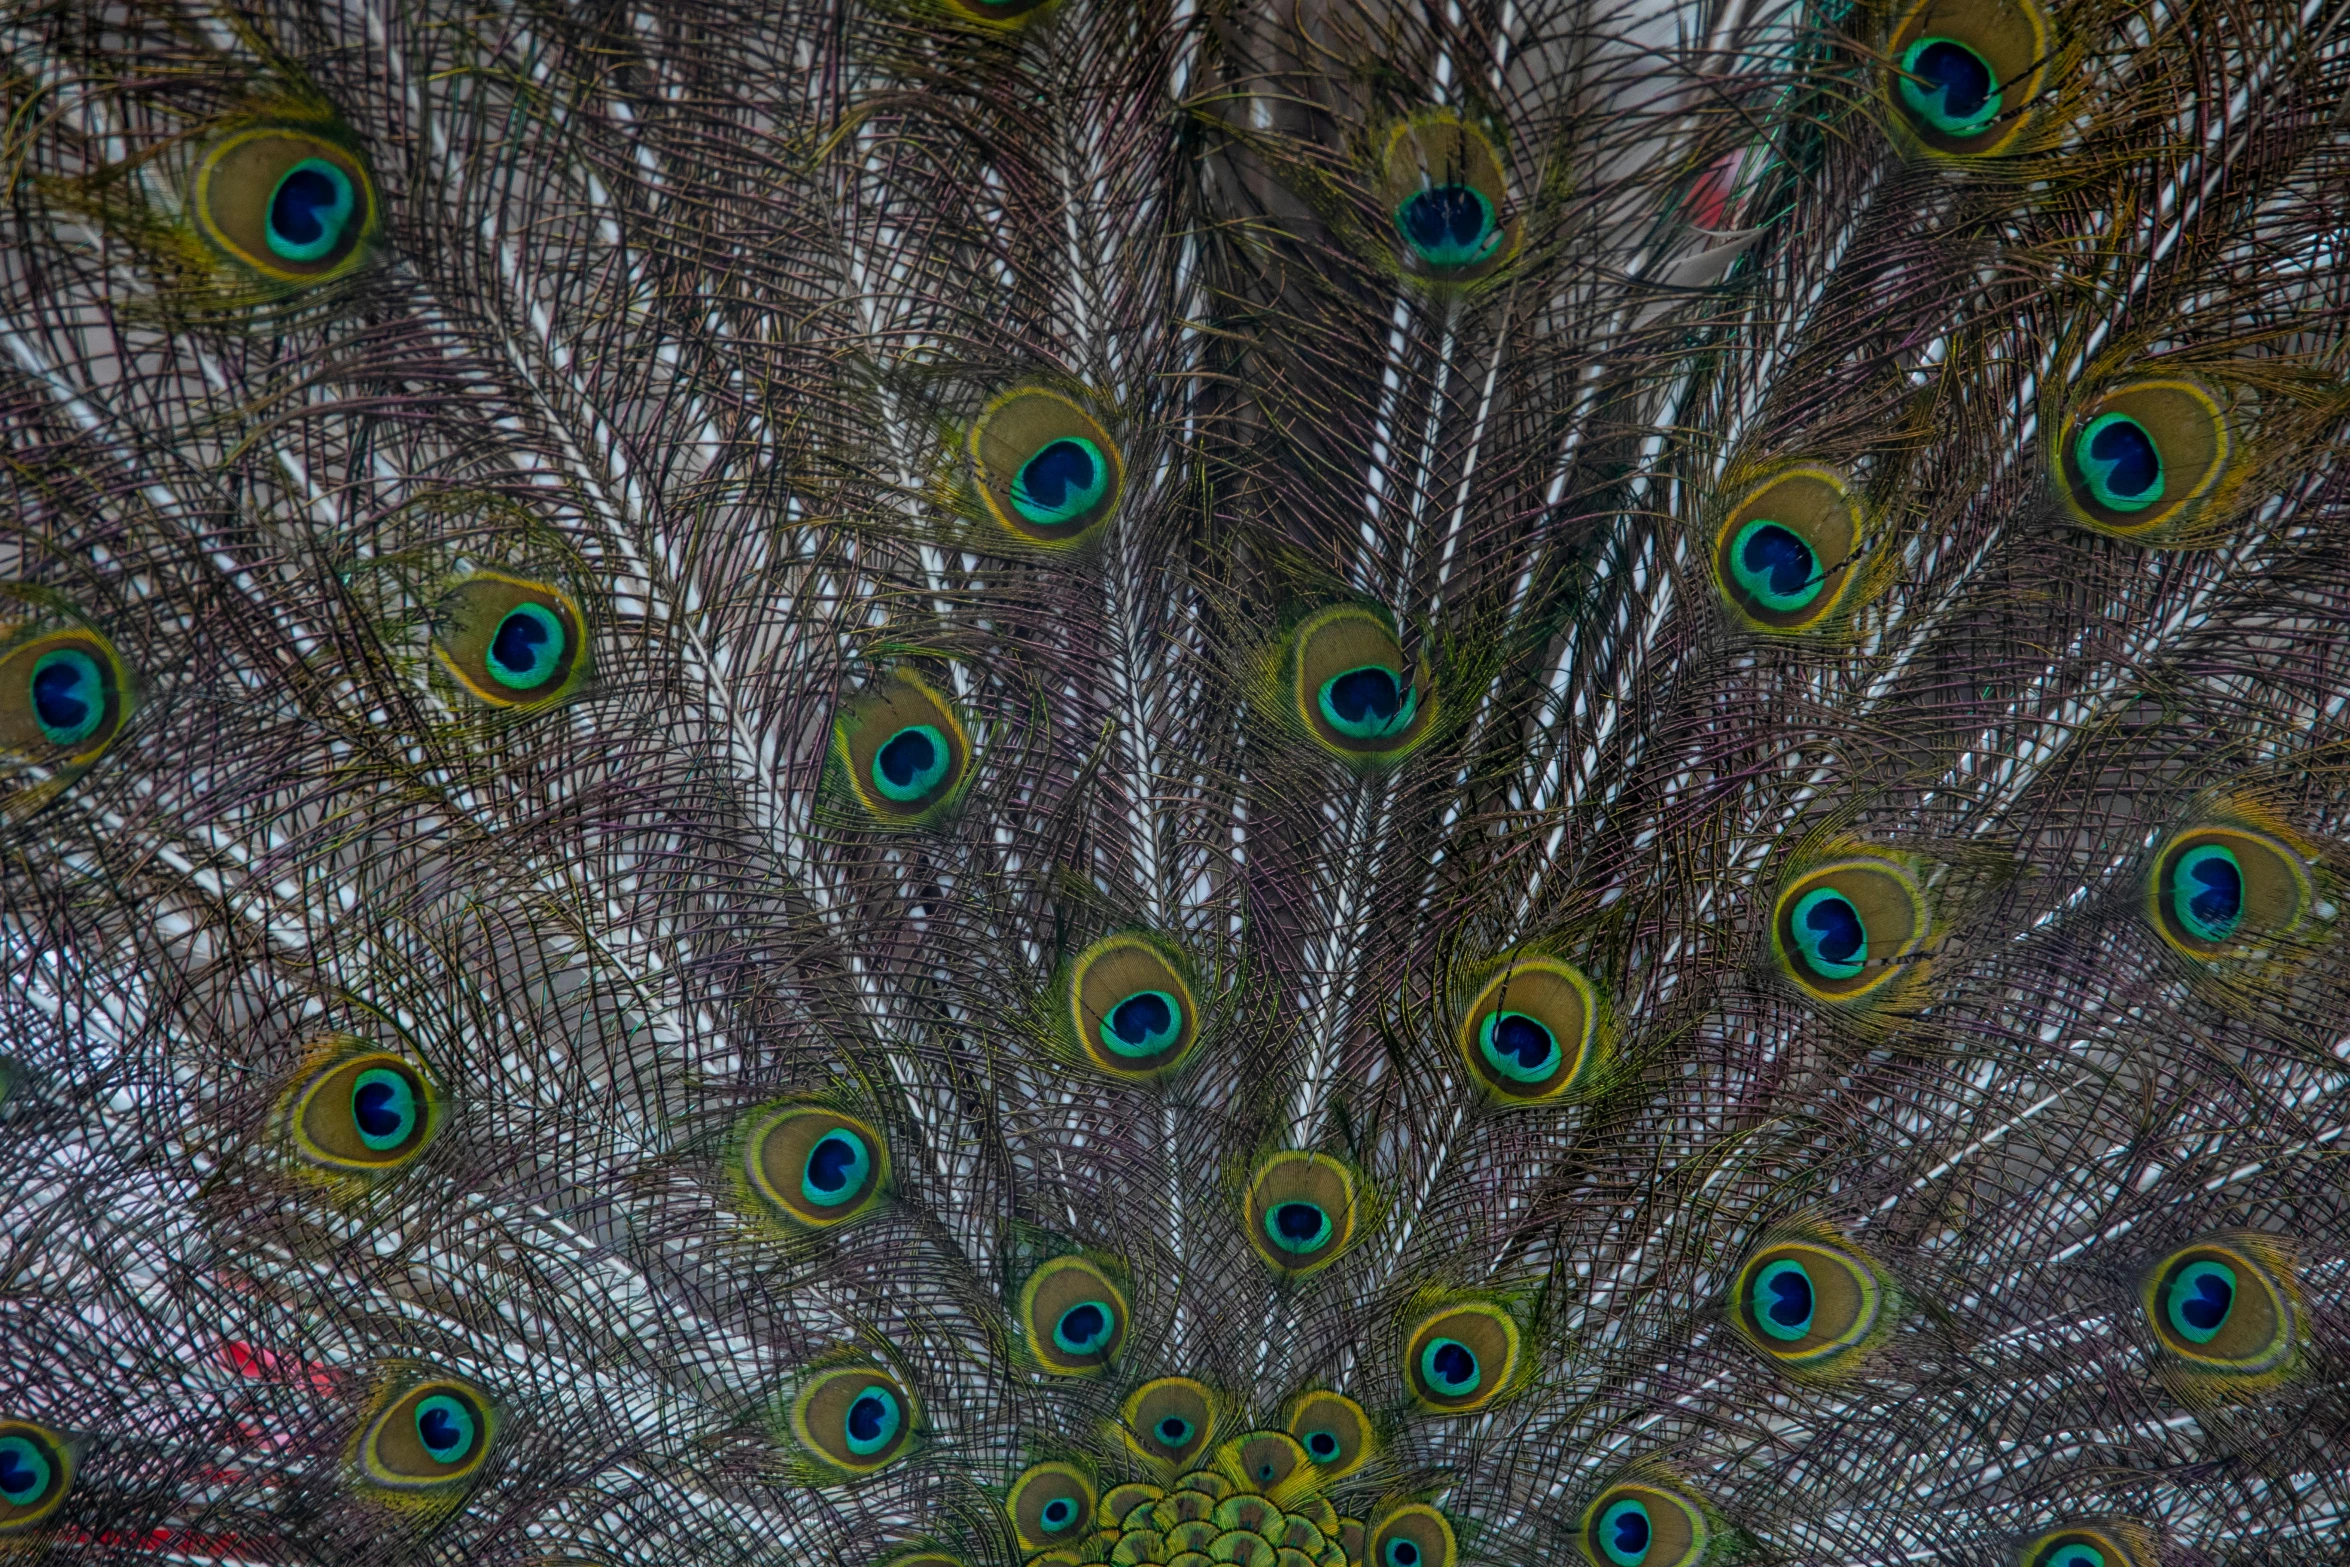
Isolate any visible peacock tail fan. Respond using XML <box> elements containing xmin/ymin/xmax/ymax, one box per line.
<box><xmin>2</xmin><ymin>0</ymin><xmax>2347</xmax><ymax>1563</ymax></box>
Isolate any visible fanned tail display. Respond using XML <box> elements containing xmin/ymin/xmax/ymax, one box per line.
<box><xmin>2</xmin><ymin>1</ymin><xmax>2346</xmax><ymax>1564</ymax></box>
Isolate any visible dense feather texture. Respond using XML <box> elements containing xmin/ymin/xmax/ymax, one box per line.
<box><xmin>2</xmin><ymin>0</ymin><xmax>2348</xmax><ymax>1564</ymax></box>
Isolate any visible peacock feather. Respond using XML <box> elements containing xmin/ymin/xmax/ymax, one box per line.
<box><xmin>3</xmin><ymin>0</ymin><xmax>2347</xmax><ymax>1564</ymax></box>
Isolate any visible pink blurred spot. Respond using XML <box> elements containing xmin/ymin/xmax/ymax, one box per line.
<box><xmin>1685</xmin><ymin>151</ymin><xmax>1745</xmax><ymax>232</ymax></box>
<box><xmin>220</xmin><ymin>1341</ymin><xmax>340</xmax><ymax>1394</ymax></box>
<box><xmin>57</xmin><ymin>1526</ymin><xmax>279</xmax><ymax>1559</ymax></box>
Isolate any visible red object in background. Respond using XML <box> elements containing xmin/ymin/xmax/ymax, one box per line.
<box><xmin>54</xmin><ymin>1526</ymin><xmax>280</xmax><ymax>1560</ymax></box>
<box><xmin>220</xmin><ymin>1340</ymin><xmax>341</xmax><ymax>1394</ymax></box>
<box><xmin>1685</xmin><ymin>149</ymin><xmax>1747</xmax><ymax>232</ymax></box>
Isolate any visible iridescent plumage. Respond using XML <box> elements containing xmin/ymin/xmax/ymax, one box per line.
<box><xmin>1</xmin><ymin>0</ymin><xmax>2346</xmax><ymax>1563</ymax></box>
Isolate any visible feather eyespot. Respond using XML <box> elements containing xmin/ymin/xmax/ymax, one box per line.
<box><xmin>1897</xmin><ymin>37</ymin><xmax>2003</xmax><ymax>136</ymax></box>
<box><xmin>1283</xmin><ymin>1389</ymin><xmax>1371</xmax><ymax>1479</ymax></box>
<box><xmin>286</xmin><ymin>1048</ymin><xmax>443</xmax><ymax>1176</ymax></box>
<box><xmin>1283</xmin><ymin>606</ymin><xmax>1433</xmax><ymax>765</ymax></box>
<box><xmin>741</xmin><ymin>1104</ymin><xmax>888</xmax><ymax>1230</ymax></box>
<box><xmin>1710</xmin><ymin>466</ymin><xmax>1865</xmax><ymax>633</ymax></box>
<box><xmin>1770</xmin><ymin>854</ymin><xmax>1931</xmax><ymax>1005</ymax></box>
<box><xmin>1455</xmin><ymin>956</ymin><xmax>1607</xmax><ymax>1101</ymax></box>
<box><xmin>2016</xmin><ymin>1522</ymin><xmax>2154</xmax><ymax>1567</ymax></box>
<box><xmin>969</xmin><ymin>389</ymin><xmax>1123</xmax><ymax>546</ymax></box>
<box><xmin>2073</xmin><ymin>413</ymin><xmax>2162</xmax><ymax>511</ymax></box>
<box><xmin>792</xmin><ymin>1367</ymin><xmax>916</xmax><ymax>1475</ymax></box>
<box><xmin>2147</xmin><ymin>823</ymin><xmax>2319</xmax><ymax>961</ymax></box>
<box><xmin>1066</xmin><ymin>934</ymin><xmax>1199</xmax><ymax>1078</ymax></box>
<box><xmin>1123</xmin><ymin>1377</ymin><xmax>1218</xmax><ymax>1469</ymax></box>
<box><xmin>2168</xmin><ymin>843</ymin><xmax>2245</xmax><ymax>941</ymax></box>
<box><xmin>1577</xmin><ymin>1476</ymin><xmax>1717</xmax><ymax>1567</ymax></box>
<box><xmin>1884</xmin><ymin>0</ymin><xmax>2057</xmax><ymax>158</ymax></box>
<box><xmin>194</xmin><ymin>122</ymin><xmax>378</xmax><ymax>285</ymax></box>
<box><xmin>2055</xmin><ymin>378</ymin><xmax>2235</xmax><ymax>541</ymax></box>
<box><xmin>1243</xmin><ymin>1152</ymin><xmax>1361</xmax><ymax>1277</ymax></box>
<box><xmin>1402</xmin><ymin>1301</ymin><xmax>1521</xmax><ymax>1413</ymax></box>
<box><xmin>1214</xmin><ymin>1430</ymin><xmax>1310</xmax><ymax>1498</ymax></box>
<box><xmin>1729</xmin><ymin>1237</ymin><xmax>1893</xmax><ymax>1378</ymax></box>
<box><xmin>432</xmin><ymin>573</ymin><xmax>588</xmax><ymax>708</ymax></box>
<box><xmin>0</xmin><ymin>1421</ymin><xmax>72</xmax><ymax>1534</ymax></box>
<box><xmin>2139</xmin><ymin>1236</ymin><xmax>2300</xmax><ymax>1389</ymax></box>
<box><xmin>1019</xmin><ymin>1255</ymin><xmax>1128</xmax><ymax>1375</ymax></box>
<box><xmin>355</xmin><ymin>1376</ymin><xmax>496</xmax><ymax>1498</ymax></box>
<box><xmin>1006</xmin><ymin>1462</ymin><xmax>1094</xmax><ymax>1552</ymax></box>
<box><xmin>1367</xmin><ymin>1503</ymin><xmax>1457</xmax><ymax>1567</ymax></box>
<box><xmin>833</xmin><ymin>674</ymin><xmax>974</xmax><ymax>826</ymax></box>
<box><xmin>1790</xmin><ymin>887</ymin><xmax>1867</xmax><ymax>977</ymax></box>
<box><xmin>1</xmin><ymin>625</ymin><xmax>131</xmax><ymax>773</ymax></box>
<box><xmin>1374</xmin><ymin>114</ymin><xmax>1520</xmax><ymax>285</ymax></box>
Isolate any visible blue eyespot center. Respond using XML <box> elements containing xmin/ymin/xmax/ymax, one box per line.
<box><xmin>844</xmin><ymin>1386</ymin><xmax>901</xmax><ymax>1455</ymax></box>
<box><xmin>801</xmin><ymin>1130</ymin><xmax>872</xmax><ymax>1206</ymax></box>
<box><xmin>0</xmin><ymin>1436</ymin><xmax>52</xmax><ymax>1505</ymax></box>
<box><xmin>1318</xmin><ymin>664</ymin><xmax>1417</xmax><ymax>741</ymax></box>
<box><xmin>350</xmin><ymin>1068</ymin><xmax>419</xmax><ymax>1152</ymax></box>
<box><xmin>30</xmin><ymin>648</ymin><xmax>106</xmax><ymax>745</ymax></box>
<box><xmin>872</xmin><ymin>724</ymin><xmax>950</xmax><ymax>802</ymax></box>
<box><xmin>1599</xmin><ymin>1498</ymin><xmax>1653</xmax><ymax>1566</ymax></box>
<box><xmin>1052</xmin><ymin>1299</ymin><xmax>1116</xmax><ymax>1356</ymax></box>
<box><xmin>413</xmin><ymin>1394</ymin><xmax>478</xmax><ymax>1465</ymax></box>
<box><xmin>2165</xmin><ymin>1260</ymin><xmax>2237</xmax><ymax>1344</ymax></box>
<box><xmin>486</xmin><ymin>602</ymin><xmax>565</xmax><ymax>690</ymax></box>
<box><xmin>1010</xmin><ymin>438</ymin><xmax>1109</xmax><ymax>527</ymax></box>
<box><xmin>1731</xmin><ymin>519</ymin><xmax>1825</xmax><ymax>612</ymax></box>
<box><xmin>1267</xmin><ymin>1200</ymin><xmax>1332</xmax><ymax>1253</ymax></box>
<box><xmin>1102</xmin><ymin>989</ymin><xmax>1181</xmax><ymax>1057</ymax></box>
<box><xmin>1421</xmin><ymin>1337</ymin><xmax>1481</xmax><ymax>1396</ymax></box>
<box><xmin>1790</xmin><ymin>887</ymin><xmax>1868</xmax><ymax>980</ymax></box>
<box><xmin>1305</xmin><ymin>1429</ymin><xmax>1340</xmax><ymax>1461</ymax></box>
<box><xmin>1156</xmin><ymin>1415</ymin><xmax>1194</xmax><ymax>1447</ymax></box>
<box><xmin>1395</xmin><ymin>182</ymin><xmax>1500</xmax><ymax>269</ymax></box>
<box><xmin>2044</xmin><ymin>1545</ymin><xmax>2107</xmax><ymax>1567</ymax></box>
<box><xmin>1898</xmin><ymin>37</ymin><xmax>2003</xmax><ymax>136</ymax></box>
<box><xmin>1479</xmin><ymin>1010</ymin><xmax>1561</xmax><ymax>1082</ymax></box>
<box><xmin>1039</xmin><ymin>1496</ymin><xmax>1076</xmax><ymax>1532</ymax></box>
<box><xmin>2173</xmin><ymin>844</ymin><xmax>2244</xmax><ymax>942</ymax></box>
<box><xmin>2076</xmin><ymin>412</ymin><xmax>2163</xmax><ymax>512</ymax></box>
<box><xmin>1753</xmin><ymin>1258</ymin><xmax>1817</xmax><ymax>1341</ymax></box>
<box><xmin>266</xmin><ymin>158</ymin><xmax>358</xmax><ymax>262</ymax></box>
